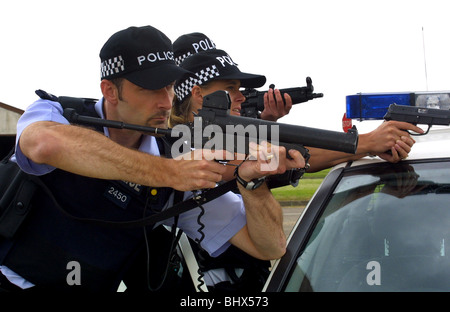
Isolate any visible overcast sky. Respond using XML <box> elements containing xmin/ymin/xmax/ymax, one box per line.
<box><xmin>1</xmin><ymin>0</ymin><xmax>449</xmax><ymax>133</ymax></box>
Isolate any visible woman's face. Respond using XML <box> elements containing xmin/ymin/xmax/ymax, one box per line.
<box><xmin>192</xmin><ymin>79</ymin><xmax>246</xmax><ymax>120</ymax></box>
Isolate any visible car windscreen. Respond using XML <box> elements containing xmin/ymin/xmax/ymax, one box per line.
<box><xmin>284</xmin><ymin>160</ymin><xmax>450</xmax><ymax>292</ymax></box>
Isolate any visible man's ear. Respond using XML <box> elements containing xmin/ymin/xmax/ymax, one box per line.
<box><xmin>101</xmin><ymin>79</ymin><xmax>119</xmax><ymax>105</ymax></box>
<box><xmin>191</xmin><ymin>85</ymin><xmax>203</xmax><ymax>104</ymax></box>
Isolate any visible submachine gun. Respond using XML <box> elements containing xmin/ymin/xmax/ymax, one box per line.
<box><xmin>240</xmin><ymin>76</ymin><xmax>324</xmax><ymax>118</ymax></box>
<box><xmin>192</xmin><ymin>90</ymin><xmax>357</xmax><ymax>157</ymax></box>
<box><xmin>64</xmin><ymin>90</ymin><xmax>358</xmax><ymax>168</ymax></box>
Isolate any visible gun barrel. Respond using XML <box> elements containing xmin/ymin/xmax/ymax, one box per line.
<box><xmin>201</xmin><ymin>113</ymin><xmax>358</xmax><ymax>154</ymax></box>
<box><xmin>63</xmin><ymin>108</ymin><xmax>173</xmax><ymax>136</ymax></box>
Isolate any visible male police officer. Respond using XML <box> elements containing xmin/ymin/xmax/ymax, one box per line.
<box><xmin>0</xmin><ymin>25</ymin><xmax>305</xmax><ymax>292</ymax></box>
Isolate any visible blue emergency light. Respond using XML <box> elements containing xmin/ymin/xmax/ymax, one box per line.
<box><xmin>346</xmin><ymin>92</ymin><xmax>450</xmax><ymax>120</ymax></box>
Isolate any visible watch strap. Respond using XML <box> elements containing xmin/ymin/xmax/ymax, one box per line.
<box><xmin>234</xmin><ymin>167</ymin><xmax>266</xmax><ymax>190</ymax></box>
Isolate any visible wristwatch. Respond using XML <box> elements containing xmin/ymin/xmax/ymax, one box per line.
<box><xmin>234</xmin><ymin>167</ymin><xmax>266</xmax><ymax>190</ymax></box>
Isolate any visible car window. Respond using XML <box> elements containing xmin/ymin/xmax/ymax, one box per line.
<box><xmin>284</xmin><ymin>160</ymin><xmax>450</xmax><ymax>292</ymax></box>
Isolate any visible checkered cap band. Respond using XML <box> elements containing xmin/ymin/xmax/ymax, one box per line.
<box><xmin>175</xmin><ymin>65</ymin><xmax>219</xmax><ymax>102</ymax></box>
<box><xmin>175</xmin><ymin>76</ymin><xmax>197</xmax><ymax>101</ymax></box>
<box><xmin>101</xmin><ymin>55</ymin><xmax>125</xmax><ymax>79</ymax></box>
<box><xmin>175</xmin><ymin>52</ymin><xmax>192</xmax><ymax>66</ymax></box>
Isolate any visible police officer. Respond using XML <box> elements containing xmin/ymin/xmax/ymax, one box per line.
<box><xmin>173</xmin><ymin>32</ymin><xmax>292</xmax><ymax>122</ymax></box>
<box><xmin>0</xmin><ymin>25</ymin><xmax>306</xmax><ymax>292</ymax></box>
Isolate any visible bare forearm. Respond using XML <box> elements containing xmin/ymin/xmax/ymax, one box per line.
<box><xmin>20</xmin><ymin>122</ymin><xmax>176</xmax><ymax>187</ymax></box>
<box><xmin>234</xmin><ymin>183</ymin><xmax>286</xmax><ymax>260</ymax></box>
<box><xmin>20</xmin><ymin>122</ymin><xmax>226</xmax><ymax>191</ymax></box>
<box><xmin>306</xmin><ymin>127</ymin><xmax>408</xmax><ymax>173</ymax></box>
<box><xmin>306</xmin><ymin>147</ymin><xmax>365</xmax><ymax>172</ymax></box>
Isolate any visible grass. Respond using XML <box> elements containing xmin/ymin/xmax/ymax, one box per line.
<box><xmin>271</xmin><ymin>168</ymin><xmax>330</xmax><ymax>202</ymax></box>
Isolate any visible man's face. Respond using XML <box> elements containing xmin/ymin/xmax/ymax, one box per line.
<box><xmin>117</xmin><ymin>79</ymin><xmax>174</xmax><ymax>129</ymax></box>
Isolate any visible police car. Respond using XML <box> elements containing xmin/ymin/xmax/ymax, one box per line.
<box><xmin>263</xmin><ymin>92</ymin><xmax>450</xmax><ymax>292</ymax></box>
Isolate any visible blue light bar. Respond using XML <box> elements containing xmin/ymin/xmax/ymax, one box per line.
<box><xmin>346</xmin><ymin>91</ymin><xmax>450</xmax><ymax>120</ymax></box>
<box><xmin>346</xmin><ymin>93</ymin><xmax>412</xmax><ymax>120</ymax></box>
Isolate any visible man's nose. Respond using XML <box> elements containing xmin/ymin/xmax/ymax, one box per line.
<box><xmin>156</xmin><ymin>88</ymin><xmax>174</xmax><ymax>109</ymax></box>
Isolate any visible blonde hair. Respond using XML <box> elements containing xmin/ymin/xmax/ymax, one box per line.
<box><xmin>169</xmin><ymin>95</ymin><xmax>194</xmax><ymax>127</ymax></box>
<box><xmin>169</xmin><ymin>81</ymin><xmax>213</xmax><ymax>127</ymax></box>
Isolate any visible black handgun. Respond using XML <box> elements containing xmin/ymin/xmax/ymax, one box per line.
<box><xmin>383</xmin><ymin>104</ymin><xmax>450</xmax><ymax>134</ymax></box>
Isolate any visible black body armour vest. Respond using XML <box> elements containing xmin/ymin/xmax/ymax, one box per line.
<box><xmin>0</xmin><ymin>96</ymin><xmax>174</xmax><ymax>292</ymax></box>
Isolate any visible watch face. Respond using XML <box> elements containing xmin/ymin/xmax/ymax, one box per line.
<box><xmin>248</xmin><ymin>177</ymin><xmax>265</xmax><ymax>190</ymax></box>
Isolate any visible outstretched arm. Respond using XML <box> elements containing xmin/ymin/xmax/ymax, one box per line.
<box><xmin>306</xmin><ymin>121</ymin><xmax>424</xmax><ymax>172</ymax></box>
